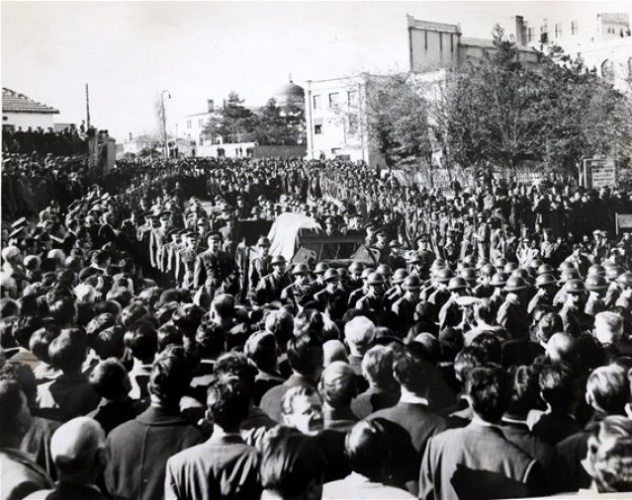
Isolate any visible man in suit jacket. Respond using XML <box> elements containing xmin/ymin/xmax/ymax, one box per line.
<box><xmin>105</xmin><ymin>348</ymin><xmax>205</xmax><ymax>500</ymax></box>
<box><xmin>368</xmin><ymin>344</ymin><xmax>448</xmax><ymax>495</ymax></box>
<box><xmin>260</xmin><ymin>331</ymin><xmax>323</xmax><ymax>422</ymax></box>
<box><xmin>419</xmin><ymin>364</ymin><xmax>542</xmax><ymax>500</ymax></box>
<box><xmin>0</xmin><ymin>381</ymin><xmax>54</xmax><ymax>500</ymax></box>
<box><xmin>165</xmin><ymin>375</ymin><xmax>261</xmax><ymax>500</ymax></box>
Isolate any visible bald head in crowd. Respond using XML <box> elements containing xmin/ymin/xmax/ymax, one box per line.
<box><xmin>344</xmin><ymin>316</ymin><xmax>376</xmax><ymax>358</ymax></box>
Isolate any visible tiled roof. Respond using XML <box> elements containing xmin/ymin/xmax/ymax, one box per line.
<box><xmin>2</xmin><ymin>88</ymin><xmax>59</xmax><ymax>114</ymax></box>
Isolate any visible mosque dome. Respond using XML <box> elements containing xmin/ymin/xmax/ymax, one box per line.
<box><xmin>274</xmin><ymin>78</ymin><xmax>305</xmax><ymax>107</ymax></box>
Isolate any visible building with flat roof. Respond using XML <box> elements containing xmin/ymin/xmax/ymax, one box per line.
<box><xmin>305</xmin><ymin>15</ymin><xmax>539</xmax><ymax>166</ymax></box>
<box><xmin>520</xmin><ymin>12</ymin><xmax>631</xmax><ymax>92</ymax></box>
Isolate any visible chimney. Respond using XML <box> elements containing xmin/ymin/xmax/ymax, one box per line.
<box><xmin>207</xmin><ymin>99</ymin><xmax>214</xmax><ymax>113</ymax></box>
<box><xmin>515</xmin><ymin>15</ymin><xmax>525</xmax><ymax>45</ymax></box>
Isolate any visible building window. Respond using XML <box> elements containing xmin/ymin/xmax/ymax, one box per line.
<box><xmin>601</xmin><ymin>59</ymin><xmax>615</xmax><ymax>82</ymax></box>
<box><xmin>555</xmin><ymin>23</ymin><xmax>563</xmax><ymax>38</ymax></box>
<box><xmin>328</xmin><ymin>92</ymin><xmax>340</xmax><ymax>109</ymax></box>
<box><xmin>347</xmin><ymin>90</ymin><xmax>358</xmax><ymax>106</ymax></box>
<box><xmin>527</xmin><ymin>27</ymin><xmax>534</xmax><ymax>42</ymax></box>
<box><xmin>571</xmin><ymin>20</ymin><xmax>578</xmax><ymax>35</ymax></box>
<box><xmin>314</xmin><ymin>124</ymin><xmax>322</xmax><ymax>135</ymax></box>
<box><xmin>313</xmin><ymin>95</ymin><xmax>321</xmax><ymax>109</ymax></box>
<box><xmin>627</xmin><ymin>58</ymin><xmax>632</xmax><ymax>81</ymax></box>
<box><xmin>187</xmin><ymin>120</ymin><xmax>192</xmax><ymax>129</ymax></box>
<box><xmin>198</xmin><ymin>118</ymin><xmax>203</xmax><ymax>127</ymax></box>
<box><xmin>348</xmin><ymin>114</ymin><xmax>358</xmax><ymax>135</ymax></box>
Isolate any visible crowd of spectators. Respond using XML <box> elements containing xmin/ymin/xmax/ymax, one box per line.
<box><xmin>2</xmin><ymin>123</ymin><xmax>91</xmax><ymax>157</ymax></box>
<box><xmin>1</xmin><ymin>155</ymin><xmax>632</xmax><ymax>500</ymax></box>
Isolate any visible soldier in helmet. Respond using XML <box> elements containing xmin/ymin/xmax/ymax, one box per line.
<box><xmin>384</xmin><ymin>268</ymin><xmax>408</xmax><ymax>308</ymax></box>
<box><xmin>427</xmin><ymin>269</ymin><xmax>454</xmax><ymax>321</ymax></box>
<box><xmin>497</xmin><ymin>276</ymin><xmax>530</xmax><ymax>339</ymax></box>
<box><xmin>392</xmin><ymin>276</ymin><xmax>422</xmax><ymax>332</ymax></box>
<box><xmin>438</xmin><ymin>277</ymin><xmax>470</xmax><ymax>331</ymax></box>
<box><xmin>472</xmin><ymin>263</ymin><xmax>496</xmax><ymax>298</ymax></box>
<box><xmin>604</xmin><ymin>266</ymin><xmax>625</xmax><ymax>308</ymax></box>
<box><xmin>281</xmin><ymin>264</ymin><xmax>310</xmax><ymax>312</ymax></box>
<box><xmin>257</xmin><ymin>255</ymin><xmax>292</xmax><ymax>304</ymax></box>
<box><xmin>559</xmin><ymin>279</ymin><xmax>590</xmax><ymax>335</ymax></box>
<box><xmin>614</xmin><ymin>271</ymin><xmax>632</xmax><ymax>313</ymax></box>
<box><xmin>348</xmin><ymin>268</ymin><xmax>374</xmax><ymax>308</ymax></box>
<box><xmin>348</xmin><ymin>261</ymin><xmax>365</xmax><ymax>291</ymax></box>
<box><xmin>584</xmin><ymin>274</ymin><xmax>608</xmax><ymax>318</ymax></box>
<box><xmin>355</xmin><ymin>272</ymin><xmax>386</xmax><ymax>314</ymax></box>
<box><xmin>527</xmin><ymin>274</ymin><xmax>557</xmax><ymax>315</ymax></box>
<box><xmin>313</xmin><ymin>268</ymin><xmax>347</xmax><ymax>321</ymax></box>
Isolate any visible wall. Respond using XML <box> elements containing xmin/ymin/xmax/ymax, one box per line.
<box><xmin>409</xmin><ymin>26</ymin><xmax>460</xmax><ymax>72</ymax></box>
<box><xmin>2</xmin><ymin>111</ymin><xmax>55</xmax><ymax>131</ymax></box>
<box><xmin>197</xmin><ymin>141</ymin><xmax>256</xmax><ymax>158</ymax></box>
<box><xmin>251</xmin><ymin>145</ymin><xmax>306</xmax><ymax>158</ymax></box>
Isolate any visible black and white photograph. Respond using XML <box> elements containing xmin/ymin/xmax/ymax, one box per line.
<box><xmin>1</xmin><ymin>1</ymin><xmax>632</xmax><ymax>499</ymax></box>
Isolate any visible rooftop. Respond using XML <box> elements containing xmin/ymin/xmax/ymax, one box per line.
<box><xmin>2</xmin><ymin>88</ymin><xmax>59</xmax><ymax>114</ymax></box>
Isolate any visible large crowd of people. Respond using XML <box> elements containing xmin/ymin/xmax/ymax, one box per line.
<box><xmin>1</xmin><ymin>155</ymin><xmax>632</xmax><ymax>500</ymax></box>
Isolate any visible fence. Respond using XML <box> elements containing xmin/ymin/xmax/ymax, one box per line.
<box><xmin>411</xmin><ymin>166</ymin><xmax>576</xmax><ymax>190</ymax></box>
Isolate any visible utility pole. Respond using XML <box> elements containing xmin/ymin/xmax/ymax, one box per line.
<box><xmin>161</xmin><ymin>90</ymin><xmax>171</xmax><ymax>159</ymax></box>
<box><xmin>85</xmin><ymin>84</ymin><xmax>91</xmax><ymax>129</ymax></box>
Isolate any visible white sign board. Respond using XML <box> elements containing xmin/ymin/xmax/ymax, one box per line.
<box><xmin>583</xmin><ymin>159</ymin><xmax>616</xmax><ymax>189</ymax></box>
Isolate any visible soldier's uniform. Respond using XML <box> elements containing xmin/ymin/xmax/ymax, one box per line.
<box><xmin>348</xmin><ymin>286</ymin><xmax>368</xmax><ymax>308</ymax></box>
<box><xmin>313</xmin><ymin>287</ymin><xmax>347</xmax><ymax>321</ymax></box>
<box><xmin>248</xmin><ymin>237</ymin><xmax>272</xmax><ymax>295</ymax></box>
<box><xmin>193</xmin><ymin>236</ymin><xmax>235</xmax><ymax>296</ymax></box>
<box><xmin>355</xmin><ymin>293</ymin><xmax>385</xmax><ymax>314</ymax></box>
<box><xmin>392</xmin><ymin>294</ymin><xmax>419</xmax><ymax>330</ymax></box>
<box><xmin>177</xmin><ymin>245</ymin><xmax>198</xmax><ymax>289</ymax></box>
<box><xmin>249</xmin><ymin>255</ymin><xmax>272</xmax><ymax>293</ymax></box>
<box><xmin>258</xmin><ymin>270</ymin><xmax>292</xmax><ymax>304</ymax></box>
<box><xmin>150</xmin><ymin>222</ymin><xmax>170</xmax><ymax>271</ymax></box>
<box><xmin>472</xmin><ymin>282</ymin><xmax>494</xmax><ymax>299</ymax></box>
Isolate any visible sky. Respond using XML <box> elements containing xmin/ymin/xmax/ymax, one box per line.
<box><xmin>3</xmin><ymin>0</ymin><xmax>632</xmax><ymax>139</ymax></box>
